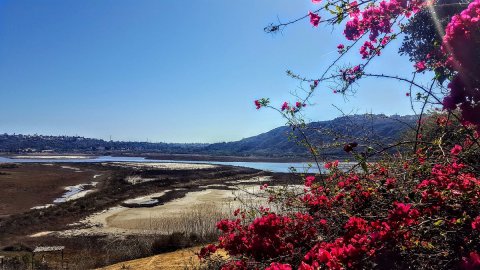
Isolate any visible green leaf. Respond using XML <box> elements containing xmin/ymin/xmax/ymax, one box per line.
<box><xmin>433</xmin><ymin>220</ymin><xmax>444</xmax><ymax>226</ymax></box>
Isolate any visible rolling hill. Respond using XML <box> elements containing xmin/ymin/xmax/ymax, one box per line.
<box><xmin>0</xmin><ymin>114</ymin><xmax>417</xmax><ymax>158</ymax></box>
<box><xmin>203</xmin><ymin>114</ymin><xmax>417</xmax><ymax>157</ymax></box>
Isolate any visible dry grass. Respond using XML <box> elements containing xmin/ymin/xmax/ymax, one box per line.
<box><xmin>109</xmin><ymin>203</ymin><xmax>232</xmax><ymax>238</ymax></box>
<box><xmin>63</xmin><ymin>203</ymin><xmax>234</xmax><ymax>269</ymax></box>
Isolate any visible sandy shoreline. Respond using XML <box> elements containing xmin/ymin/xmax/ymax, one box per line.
<box><xmin>108</xmin><ymin>162</ymin><xmax>217</xmax><ymax>170</ymax></box>
<box><xmin>11</xmin><ymin>155</ymin><xmax>95</xmax><ymax>159</ymax></box>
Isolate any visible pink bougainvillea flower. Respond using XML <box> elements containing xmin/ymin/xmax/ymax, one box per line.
<box><xmin>462</xmin><ymin>252</ymin><xmax>480</xmax><ymax>269</ymax></box>
<box><xmin>299</xmin><ymin>262</ymin><xmax>315</xmax><ymax>270</ymax></box>
<box><xmin>450</xmin><ymin>144</ymin><xmax>463</xmax><ymax>156</ymax></box>
<box><xmin>325</xmin><ymin>160</ymin><xmax>339</xmax><ymax>169</ymax></box>
<box><xmin>385</xmin><ymin>178</ymin><xmax>396</xmax><ymax>188</ymax></box>
<box><xmin>305</xmin><ymin>176</ymin><xmax>316</xmax><ymax>187</ymax></box>
<box><xmin>311</xmin><ymin>0</ymin><xmax>322</xmax><ymax>3</ymax></box>
<box><xmin>198</xmin><ymin>244</ymin><xmax>217</xmax><ymax>258</ymax></box>
<box><xmin>295</xmin><ymin>101</ymin><xmax>306</xmax><ymax>108</ymax></box>
<box><xmin>472</xmin><ymin>216</ymin><xmax>480</xmax><ymax>231</ymax></box>
<box><xmin>254</xmin><ymin>100</ymin><xmax>261</xmax><ymax>109</ymax></box>
<box><xmin>308</xmin><ymin>11</ymin><xmax>321</xmax><ymax>27</ymax></box>
<box><xmin>440</xmin><ymin>0</ymin><xmax>480</xmax><ymax>129</ymax></box>
<box><xmin>281</xmin><ymin>102</ymin><xmax>290</xmax><ymax>111</ymax></box>
<box><xmin>414</xmin><ymin>61</ymin><xmax>427</xmax><ymax>72</ymax></box>
<box><xmin>266</xmin><ymin>262</ymin><xmax>292</xmax><ymax>270</ymax></box>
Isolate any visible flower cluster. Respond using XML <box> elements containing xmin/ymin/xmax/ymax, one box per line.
<box><xmin>441</xmin><ymin>0</ymin><xmax>480</xmax><ymax>130</ymax></box>
<box><xmin>340</xmin><ymin>65</ymin><xmax>363</xmax><ymax>85</ymax></box>
<box><xmin>200</xmin><ymin>115</ymin><xmax>480</xmax><ymax>269</ymax></box>
<box><xmin>342</xmin><ymin>0</ymin><xmax>423</xmax><ymax>58</ymax></box>
<box><xmin>414</xmin><ymin>61</ymin><xmax>427</xmax><ymax>72</ymax></box>
<box><xmin>359</xmin><ymin>40</ymin><xmax>379</xmax><ymax>59</ymax></box>
<box><xmin>213</xmin><ymin>211</ymin><xmax>319</xmax><ymax>264</ymax></box>
<box><xmin>254</xmin><ymin>98</ymin><xmax>270</xmax><ymax>110</ymax></box>
<box><xmin>266</xmin><ymin>262</ymin><xmax>292</xmax><ymax>270</ymax></box>
<box><xmin>280</xmin><ymin>101</ymin><xmax>306</xmax><ymax>113</ymax></box>
<box><xmin>300</xmin><ymin>204</ymin><xmax>420</xmax><ymax>270</ymax></box>
<box><xmin>309</xmin><ymin>11</ymin><xmax>321</xmax><ymax>27</ymax></box>
<box><xmin>472</xmin><ymin>216</ymin><xmax>480</xmax><ymax>231</ymax></box>
<box><xmin>304</xmin><ymin>0</ymin><xmax>480</xmax><ymax>134</ymax></box>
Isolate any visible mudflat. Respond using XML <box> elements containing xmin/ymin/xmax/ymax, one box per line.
<box><xmin>0</xmin><ymin>163</ymin><xmax>110</xmax><ymax>217</ymax></box>
<box><xmin>0</xmin><ymin>161</ymin><xmax>295</xmax><ymax>269</ymax></box>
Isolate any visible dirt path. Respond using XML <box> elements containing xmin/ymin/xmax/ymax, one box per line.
<box><xmin>98</xmin><ymin>247</ymin><xmax>201</xmax><ymax>270</ymax></box>
<box><xmin>98</xmin><ymin>246</ymin><xmax>228</xmax><ymax>270</ymax></box>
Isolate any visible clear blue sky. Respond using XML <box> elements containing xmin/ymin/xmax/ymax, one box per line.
<box><xmin>0</xmin><ymin>0</ymin><xmax>424</xmax><ymax>143</ymax></box>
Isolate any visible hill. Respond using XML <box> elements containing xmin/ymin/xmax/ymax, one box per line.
<box><xmin>0</xmin><ymin>134</ymin><xmax>206</xmax><ymax>154</ymax></box>
<box><xmin>0</xmin><ymin>114</ymin><xmax>417</xmax><ymax>158</ymax></box>
<box><xmin>203</xmin><ymin>114</ymin><xmax>417</xmax><ymax>157</ymax></box>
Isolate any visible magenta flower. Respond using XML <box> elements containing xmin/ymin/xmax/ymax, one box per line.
<box><xmin>305</xmin><ymin>176</ymin><xmax>316</xmax><ymax>187</ymax></box>
<box><xmin>295</xmin><ymin>101</ymin><xmax>306</xmax><ymax>108</ymax></box>
<box><xmin>254</xmin><ymin>100</ymin><xmax>261</xmax><ymax>109</ymax></box>
<box><xmin>266</xmin><ymin>262</ymin><xmax>292</xmax><ymax>270</ymax></box>
<box><xmin>414</xmin><ymin>61</ymin><xmax>427</xmax><ymax>72</ymax></box>
<box><xmin>472</xmin><ymin>216</ymin><xmax>480</xmax><ymax>231</ymax></box>
<box><xmin>450</xmin><ymin>144</ymin><xmax>463</xmax><ymax>156</ymax></box>
<box><xmin>308</xmin><ymin>11</ymin><xmax>321</xmax><ymax>27</ymax></box>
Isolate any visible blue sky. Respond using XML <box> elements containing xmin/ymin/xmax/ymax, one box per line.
<box><xmin>0</xmin><ymin>0</ymin><xmax>423</xmax><ymax>143</ymax></box>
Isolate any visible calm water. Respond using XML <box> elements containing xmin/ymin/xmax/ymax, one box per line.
<box><xmin>0</xmin><ymin>156</ymin><xmax>322</xmax><ymax>173</ymax></box>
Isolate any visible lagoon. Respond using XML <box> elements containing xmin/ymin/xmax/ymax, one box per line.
<box><xmin>0</xmin><ymin>155</ymin><xmax>323</xmax><ymax>173</ymax></box>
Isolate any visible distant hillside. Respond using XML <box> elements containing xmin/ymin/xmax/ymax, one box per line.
<box><xmin>0</xmin><ymin>134</ymin><xmax>206</xmax><ymax>154</ymax></box>
<box><xmin>203</xmin><ymin>114</ymin><xmax>417</xmax><ymax>157</ymax></box>
<box><xmin>0</xmin><ymin>114</ymin><xmax>417</xmax><ymax>157</ymax></box>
